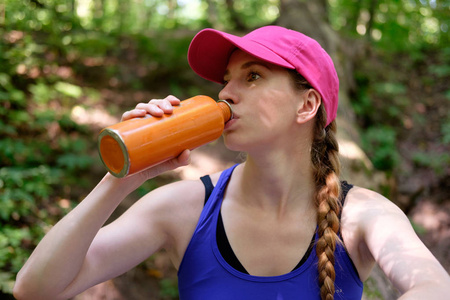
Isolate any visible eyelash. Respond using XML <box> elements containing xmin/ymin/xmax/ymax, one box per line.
<box><xmin>247</xmin><ymin>71</ymin><xmax>261</xmax><ymax>82</ymax></box>
<box><xmin>222</xmin><ymin>71</ymin><xmax>262</xmax><ymax>86</ymax></box>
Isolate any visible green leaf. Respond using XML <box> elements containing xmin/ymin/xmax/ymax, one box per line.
<box><xmin>29</xmin><ymin>82</ymin><xmax>54</xmax><ymax>104</ymax></box>
<box><xmin>442</xmin><ymin>121</ymin><xmax>450</xmax><ymax>144</ymax></box>
<box><xmin>429</xmin><ymin>64</ymin><xmax>450</xmax><ymax>78</ymax></box>
<box><xmin>56</xmin><ymin>153</ymin><xmax>93</xmax><ymax>171</ymax></box>
<box><xmin>54</xmin><ymin>81</ymin><xmax>83</xmax><ymax>98</ymax></box>
<box><xmin>374</xmin><ymin>82</ymin><xmax>407</xmax><ymax>96</ymax></box>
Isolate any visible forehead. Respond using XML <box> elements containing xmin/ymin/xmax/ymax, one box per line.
<box><xmin>224</xmin><ymin>49</ymin><xmax>285</xmax><ymax>77</ymax></box>
<box><xmin>227</xmin><ymin>49</ymin><xmax>268</xmax><ymax>67</ymax></box>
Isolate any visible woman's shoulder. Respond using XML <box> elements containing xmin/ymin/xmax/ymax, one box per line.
<box><xmin>138</xmin><ymin>168</ymin><xmax>226</xmax><ymax>227</ymax></box>
<box><xmin>342</xmin><ymin>185</ymin><xmax>410</xmax><ymax>233</ymax></box>
<box><xmin>139</xmin><ymin>175</ymin><xmax>212</xmax><ymax>213</ymax></box>
<box><xmin>344</xmin><ymin>185</ymin><xmax>405</xmax><ymax>219</ymax></box>
<box><xmin>134</xmin><ymin>170</ymin><xmax>225</xmax><ymax>264</ymax></box>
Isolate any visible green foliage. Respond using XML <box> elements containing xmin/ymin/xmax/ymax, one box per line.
<box><xmin>0</xmin><ymin>164</ymin><xmax>70</xmax><ymax>294</ymax></box>
<box><xmin>349</xmin><ymin>8</ymin><xmax>449</xmax><ymax>176</ymax></box>
<box><xmin>54</xmin><ymin>81</ymin><xmax>83</xmax><ymax>98</ymax></box>
<box><xmin>373</xmin><ymin>82</ymin><xmax>407</xmax><ymax>96</ymax></box>
<box><xmin>362</xmin><ymin>126</ymin><xmax>401</xmax><ymax>171</ymax></box>
<box><xmin>0</xmin><ymin>6</ymin><xmax>100</xmax><ymax>292</ymax></box>
<box><xmin>442</xmin><ymin>120</ymin><xmax>450</xmax><ymax>145</ymax></box>
<box><xmin>409</xmin><ymin>218</ymin><xmax>427</xmax><ymax>236</ymax></box>
<box><xmin>429</xmin><ymin>64</ymin><xmax>450</xmax><ymax>78</ymax></box>
<box><xmin>135</xmin><ymin>180</ymin><xmax>159</xmax><ymax>199</ymax></box>
<box><xmin>159</xmin><ymin>278</ymin><xmax>179</xmax><ymax>299</ymax></box>
<box><xmin>329</xmin><ymin>0</ymin><xmax>449</xmax><ymax>51</ymax></box>
<box><xmin>412</xmin><ymin>151</ymin><xmax>450</xmax><ymax>175</ymax></box>
<box><xmin>363</xmin><ymin>277</ymin><xmax>384</xmax><ymax>299</ymax></box>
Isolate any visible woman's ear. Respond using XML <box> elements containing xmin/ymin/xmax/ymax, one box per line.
<box><xmin>296</xmin><ymin>89</ymin><xmax>321</xmax><ymax>124</ymax></box>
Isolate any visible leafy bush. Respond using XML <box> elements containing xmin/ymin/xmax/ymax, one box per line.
<box><xmin>0</xmin><ymin>96</ymin><xmax>95</xmax><ymax>294</ymax></box>
<box><xmin>361</xmin><ymin>126</ymin><xmax>401</xmax><ymax>172</ymax></box>
<box><xmin>0</xmin><ymin>29</ymin><xmax>97</xmax><ymax>295</ymax></box>
<box><xmin>412</xmin><ymin>151</ymin><xmax>450</xmax><ymax>175</ymax></box>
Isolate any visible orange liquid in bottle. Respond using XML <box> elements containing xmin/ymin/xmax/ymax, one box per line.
<box><xmin>98</xmin><ymin>95</ymin><xmax>232</xmax><ymax>177</ymax></box>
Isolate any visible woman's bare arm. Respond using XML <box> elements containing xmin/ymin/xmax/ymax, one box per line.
<box><xmin>347</xmin><ymin>187</ymin><xmax>450</xmax><ymax>299</ymax></box>
<box><xmin>13</xmin><ymin>96</ymin><xmax>194</xmax><ymax>300</ymax></box>
<box><xmin>13</xmin><ymin>152</ymin><xmax>193</xmax><ymax>300</ymax></box>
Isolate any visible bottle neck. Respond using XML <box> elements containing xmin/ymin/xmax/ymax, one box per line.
<box><xmin>217</xmin><ymin>100</ymin><xmax>233</xmax><ymax>122</ymax></box>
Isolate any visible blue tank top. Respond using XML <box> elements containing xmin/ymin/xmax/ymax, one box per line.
<box><xmin>178</xmin><ymin>164</ymin><xmax>363</xmax><ymax>299</ymax></box>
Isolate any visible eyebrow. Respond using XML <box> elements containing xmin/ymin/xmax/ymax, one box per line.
<box><xmin>223</xmin><ymin>61</ymin><xmax>272</xmax><ymax>79</ymax></box>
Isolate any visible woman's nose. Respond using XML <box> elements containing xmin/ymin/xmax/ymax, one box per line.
<box><xmin>218</xmin><ymin>82</ymin><xmax>237</xmax><ymax>104</ymax></box>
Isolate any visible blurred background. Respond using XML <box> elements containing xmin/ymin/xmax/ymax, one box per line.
<box><xmin>0</xmin><ymin>0</ymin><xmax>449</xmax><ymax>299</ymax></box>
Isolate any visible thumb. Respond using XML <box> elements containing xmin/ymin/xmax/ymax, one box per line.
<box><xmin>174</xmin><ymin>149</ymin><xmax>191</xmax><ymax>166</ymax></box>
<box><xmin>140</xmin><ymin>149</ymin><xmax>191</xmax><ymax>179</ymax></box>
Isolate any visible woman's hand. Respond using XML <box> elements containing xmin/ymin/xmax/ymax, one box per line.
<box><xmin>121</xmin><ymin>95</ymin><xmax>181</xmax><ymax>121</ymax></box>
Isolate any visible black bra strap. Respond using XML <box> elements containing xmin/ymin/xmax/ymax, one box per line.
<box><xmin>339</xmin><ymin>181</ymin><xmax>353</xmax><ymax>219</ymax></box>
<box><xmin>200</xmin><ymin>175</ymin><xmax>214</xmax><ymax>206</ymax></box>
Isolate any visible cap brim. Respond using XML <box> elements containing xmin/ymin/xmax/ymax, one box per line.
<box><xmin>188</xmin><ymin>29</ymin><xmax>294</xmax><ymax>84</ymax></box>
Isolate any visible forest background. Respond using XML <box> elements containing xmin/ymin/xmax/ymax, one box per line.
<box><xmin>0</xmin><ymin>0</ymin><xmax>449</xmax><ymax>299</ymax></box>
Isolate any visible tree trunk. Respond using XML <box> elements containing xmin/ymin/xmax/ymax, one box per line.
<box><xmin>346</xmin><ymin>0</ymin><xmax>362</xmax><ymax>36</ymax></box>
<box><xmin>117</xmin><ymin>0</ymin><xmax>126</xmax><ymax>33</ymax></box>
<box><xmin>366</xmin><ymin>0</ymin><xmax>378</xmax><ymax>41</ymax></box>
<box><xmin>0</xmin><ymin>1</ymin><xmax>4</xmax><ymax>26</ymax></box>
<box><xmin>168</xmin><ymin>0</ymin><xmax>177</xmax><ymax>20</ymax></box>
<box><xmin>71</xmin><ymin>0</ymin><xmax>76</xmax><ymax>17</ymax></box>
<box><xmin>205</xmin><ymin>0</ymin><xmax>219</xmax><ymax>28</ymax></box>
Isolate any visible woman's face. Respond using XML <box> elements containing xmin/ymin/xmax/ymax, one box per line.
<box><xmin>219</xmin><ymin>49</ymin><xmax>305</xmax><ymax>152</ymax></box>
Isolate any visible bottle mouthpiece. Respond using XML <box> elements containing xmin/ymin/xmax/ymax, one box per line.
<box><xmin>217</xmin><ymin>100</ymin><xmax>233</xmax><ymax>122</ymax></box>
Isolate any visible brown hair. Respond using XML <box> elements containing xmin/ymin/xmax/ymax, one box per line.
<box><xmin>289</xmin><ymin>69</ymin><xmax>342</xmax><ymax>300</ymax></box>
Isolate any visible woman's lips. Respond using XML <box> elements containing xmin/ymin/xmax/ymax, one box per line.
<box><xmin>224</xmin><ymin>117</ymin><xmax>237</xmax><ymax>130</ymax></box>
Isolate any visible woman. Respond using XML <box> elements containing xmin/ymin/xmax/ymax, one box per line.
<box><xmin>14</xmin><ymin>26</ymin><xmax>449</xmax><ymax>300</ymax></box>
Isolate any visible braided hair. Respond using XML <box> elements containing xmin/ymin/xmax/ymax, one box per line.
<box><xmin>289</xmin><ymin>69</ymin><xmax>342</xmax><ymax>300</ymax></box>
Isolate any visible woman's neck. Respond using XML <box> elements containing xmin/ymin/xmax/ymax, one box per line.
<box><xmin>232</xmin><ymin>141</ymin><xmax>316</xmax><ymax>218</ymax></box>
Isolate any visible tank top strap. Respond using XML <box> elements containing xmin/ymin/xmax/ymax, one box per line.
<box><xmin>200</xmin><ymin>164</ymin><xmax>239</xmax><ymax>211</ymax></box>
<box><xmin>200</xmin><ymin>175</ymin><xmax>214</xmax><ymax>205</ymax></box>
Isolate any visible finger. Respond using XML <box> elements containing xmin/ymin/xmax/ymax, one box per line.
<box><xmin>136</xmin><ymin>102</ymin><xmax>165</xmax><ymax>116</ymax></box>
<box><xmin>121</xmin><ymin>109</ymin><xmax>147</xmax><ymax>121</ymax></box>
<box><xmin>147</xmin><ymin>99</ymin><xmax>176</xmax><ymax>114</ymax></box>
<box><xmin>121</xmin><ymin>96</ymin><xmax>182</xmax><ymax>122</ymax></box>
<box><xmin>165</xmin><ymin>95</ymin><xmax>181</xmax><ymax>106</ymax></box>
<box><xmin>158</xmin><ymin>149</ymin><xmax>191</xmax><ymax>172</ymax></box>
<box><xmin>175</xmin><ymin>149</ymin><xmax>191</xmax><ymax>166</ymax></box>
<box><xmin>148</xmin><ymin>96</ymin><xmax>181</xmax><ymax>113</ymax></box>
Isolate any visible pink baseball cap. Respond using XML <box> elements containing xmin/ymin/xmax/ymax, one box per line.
<box><xmin>188</xmin><ymin>26</ymin><xmax>339</xmax><ymax>126</ymax></box>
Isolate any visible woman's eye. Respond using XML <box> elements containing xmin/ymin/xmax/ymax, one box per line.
<box><xmin>247</xmin><ymin>72</ymin><xmax>261</xmax><ymax>82</ymax></box>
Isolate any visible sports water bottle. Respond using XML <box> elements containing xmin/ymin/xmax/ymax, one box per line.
<box><xmin>98</xmin><ymin>95</ymin><xmax>232</xmax><ymax>177</ymax></box>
